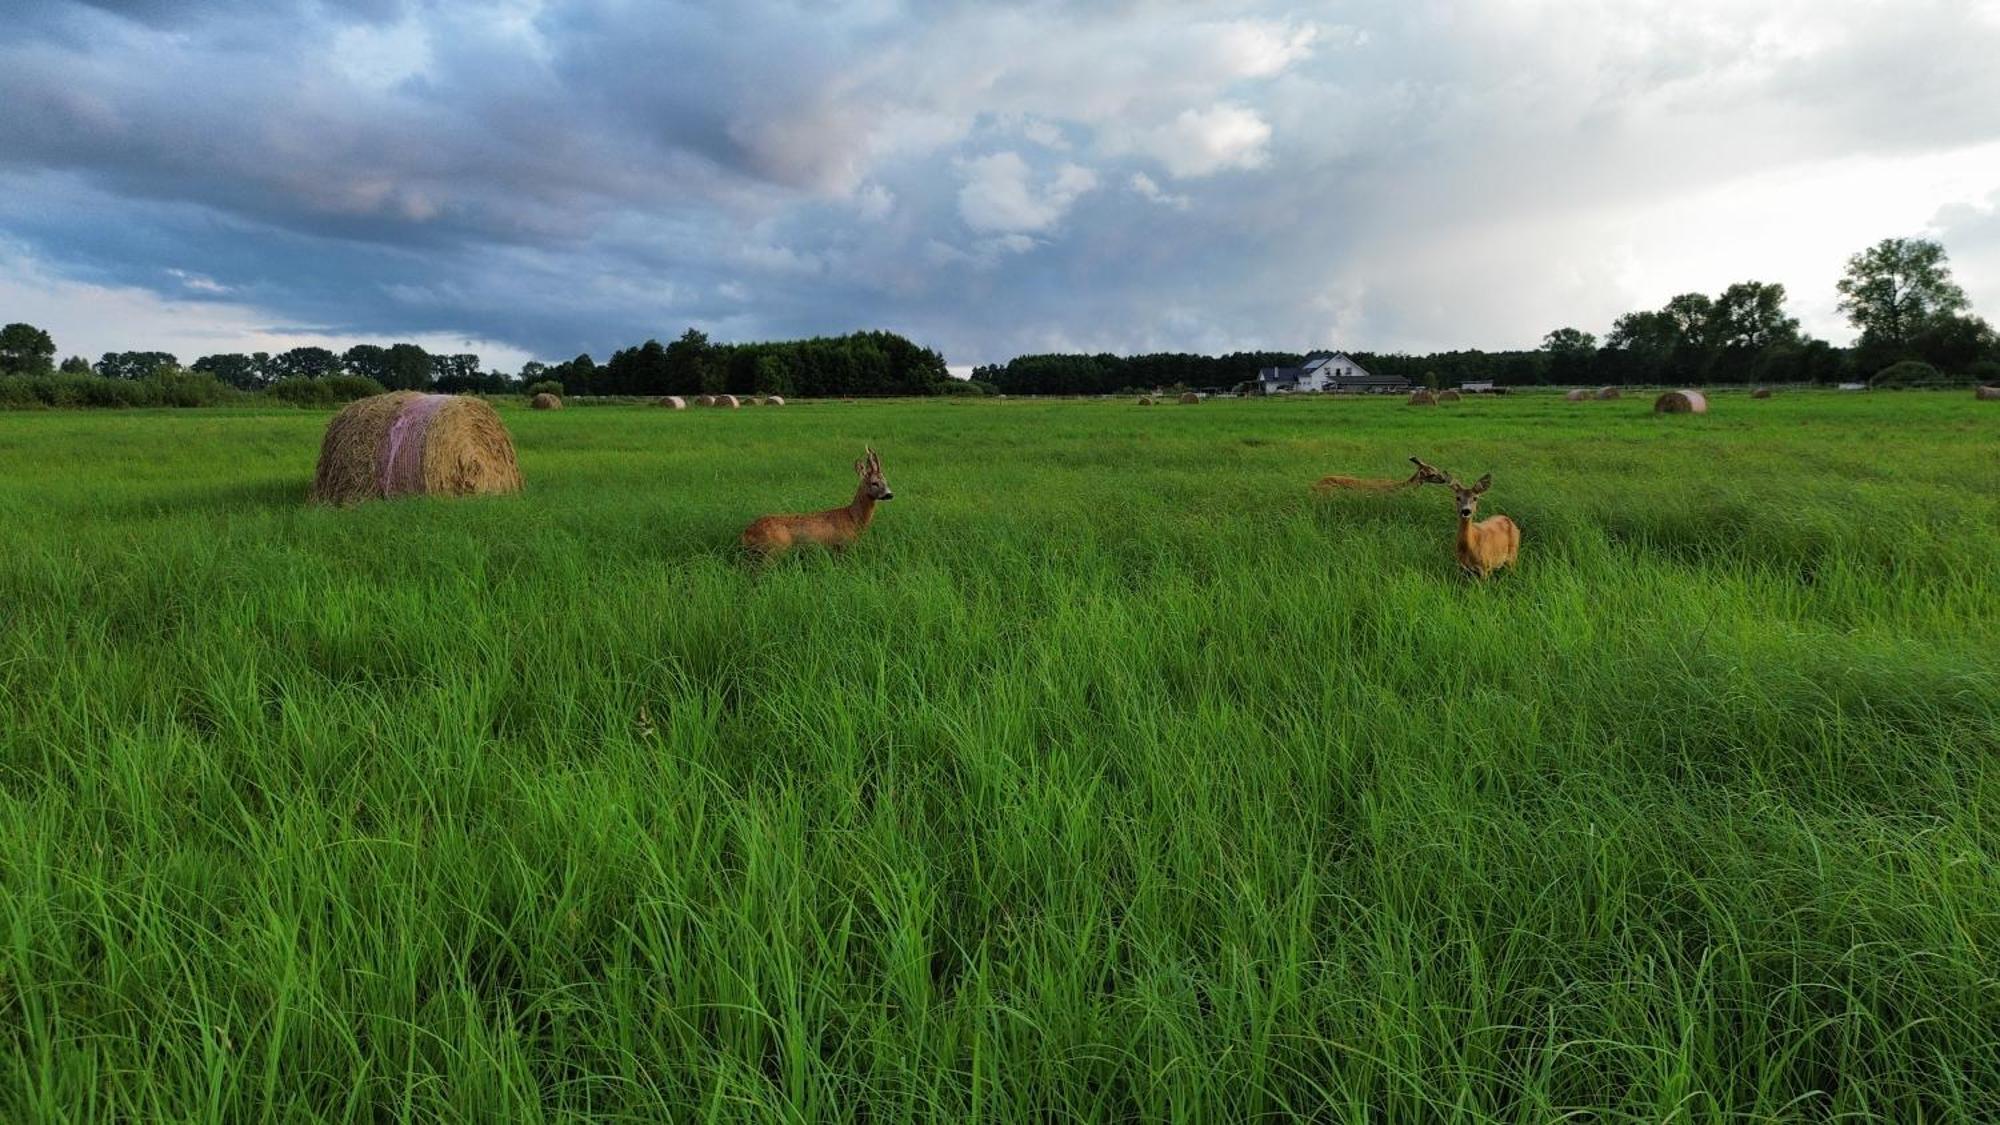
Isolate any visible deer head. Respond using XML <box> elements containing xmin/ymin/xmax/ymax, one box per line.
<box><xmin>1408</xmin><ymin>456</ymin><xmax>1450</xmax><ymax>486</ymax></box>
<box><xmin>1450</xmin><ymin>473</ymin><xmax>1492</xmax><ymax>519</ymax></box>
<box><xmin>854</xmin><ymin>447</ymin><xmax>893</xmax><ymax>500</ymax></box>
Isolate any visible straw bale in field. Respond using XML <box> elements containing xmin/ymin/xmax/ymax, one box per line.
<box><xmin>311</xmin><ymin>392</ymin><xmax>522</xmax><ymax>506</ymax></box>
<box><xmin>1977</xmin><ymin>385</ymin><xmax>2000</xmax><ymax>400</ymax></box>
<box><xmin>1565</xmin><ymin>388</ymin><xmax>1589</xmax><ymax>402</ymax></box>
<box><xmin>657</xmin><ymin>396</ymin><xmax>687</xmax><ymax>409</ymax></box>
<box><xmin>1409</xmin><ymin>389</ymin><xmax>1437</xmax><ymax>405</ymax></box>
<box><xmin>766</xmin><ymin>395</ymin><xmax>785</xmax><ymax>406</ymax></box>
<box><xmin>1654</xmin><ymin>389</ymin><xmax>1708</xmax><ymax>414</ymax></box>
<box><xmin>1436</xmin><ymin>389</ymin><xmax>1461</xmax><ymax>402</ymax></box>
<box><xmin>1595</xmin><ymin>386</ymin><xmax>1621</xmax><ymax>400</ymax></box>
<box><xmin>715</xmin><ymin>394</ymin><xmax>741</xmax><ymax>409</ymax></box>
<box><xmin>1137</xmin><ymin>396</ymin><xmax>1154</xmax><ymax>405</ymax></box>
<box><xmin>1751</xmin><ymin>387</ymin><xmax>1772</xmax><ymax>399</ymax></box>
<box><xmin>1179</xmin><ymin>392</ymin><xmax>1200</xmax><ymax>404</ymax></box>
<box><xmin>531</xmin><ymin>392</ymin><xmax>562</xmax><ymax>410</ymax></box>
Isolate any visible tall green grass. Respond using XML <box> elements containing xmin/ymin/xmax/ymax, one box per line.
<box><xmin>1</xmin><ymin>392</ymin><xmax>1996</xmax><ymax>1121</ymax></box>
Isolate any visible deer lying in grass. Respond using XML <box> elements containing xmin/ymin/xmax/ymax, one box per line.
<box><xmin>1448</xmin><ymin>472</ymin><xmax>1519</xmax><ymax>578</ymax></box>
<box><xmin>1315</xmin><ymin>456</ymin><xmax>1449</xmax><ymax>493</ymax></box>
<box><xmin>741</xmin><ymin>447</ymin><xmax>894</xmax><ymax>559</ymax></box>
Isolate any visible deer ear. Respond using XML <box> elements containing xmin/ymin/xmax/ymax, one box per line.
<box><xmin>1474</xmin><ymin>474</ymin><xmax>1492</xmax><ymax>493</ymax></box>
<box><xmin>854</xmin><ymin>459</ymin><xmax>866</xmax><ymax>475</ymax></box>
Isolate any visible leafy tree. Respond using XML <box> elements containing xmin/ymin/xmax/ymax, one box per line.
<box><xmin>383</xmin><ymin>343</ymin><xmax>433</xmax><ymax>390</ymax></box>
<box><xmin>1541</xmin><ymin>327</ymin><xmax>1596</xmax><ymax>385</ymax></box>
<box><xmin>429</xmin><ymin>353</ymin><xmax>482</xmax><ymax>391</ymax></box>
<box><xmin>1712</xmin><ymin>282</ymin><xmax>1800</xmax><ymax>351</ymax></box>
<box><xmin>0</xmin><ymin>323</ymin><xmax>57</xmax><ymax>374</ymax></box>
<box><xmin>192</xmin><ymin>353</ymin><xmax>265</xmax><ymax>390</ymax></box>
<box><xmin>270</xmin><ymin>346</ymin><xmax>342</xmax><ymax>381</ymax></box>
<box><xmin>1837</xmin><ymin>237</ymin><xmax>1968</xmax><ymax>351</ymax></box>
<box><xmin>96</xmin><ymin>351</ymin><xmax>179</xmax><ymax>380</ymax></box>
<box><xmin>753</xmin><ymin>353</ymin><xmax>796</xmax><ymax>396</ymax></box>
<box><xmin>1907</xmin><ymin>314</ymin><xmax>1997</xmax><ymax>375</ymax></box>
<box><xmin>59</xmin><ymin>355</ymin><xmax>92</xmax><ymax>375</ymax></box>
<box><xmin>665</xmin><ymin>329</ymin><xmax>713</xmax><ymax>396</ymax></box>
<box><xmin>342</xmin><ymin>344</ymin><xmax>391</xmax><ymax>385</ymax></box>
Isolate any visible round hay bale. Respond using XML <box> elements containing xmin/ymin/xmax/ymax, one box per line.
<box><xmin>766</xmin><ymin>395</ymin><xmax>785</xmax><ymax>406</ymax></box>
<box><xmin>311</xmin><ymin>392</ymin><xmax>523</xmax><ymax>506</ymax></box>
<box><xmin>1750</xmin><ymin>387</ymin><xmax>1772</xmax><ymax>399</ymax></box>
<box><xmin>657</xmin><ymin>395</ymin><xmax>687</xmax><ymax>409</ymax></box>
<box><xmin>1436</xmin><ymin>389</ymin><xmax>1462</xmax><ymax>402</ymax></box>
<box><xmin>1409</xmin><ymin>390</ymin><xmax>1437</xmax><ymax>406</ymax></box>
<box><xmin>697</xmin><ymin>394</ymin><xmax>716</xmax><ymax>407</ymax></box>
<box><xmin>531</xmin><ymin>392</ymin><xmax>562</xmax><ymax>410</ymax></box>
<box><xmin>1137</xmin><ymin>396</ymin><xmax>1154</xmax><ymax>406</ymax></box>
<box><xmin>1976</xmin><ymin>385</ymin><xmax>2000</xmax><ymax>400</ymax></box>
<box><xmin>715</xmin><ymin>394</ymin><xmax>741</xmax><ymax>409</ymax></box>
<box><xmin>1565</xmin><ymin>388</ymin><xmax>1589</xmax><ymax>402</ymax></box>
<box><xmin>1654</xmin><ymin>389</ymin><xmax>1709</xmax><ymax>414</ymax></box>
<box><xmin>1179</xmin><ymin>392</ymin><xmax>1200</xmax><ymax>404</ymax></box>
<box><xmin>1595</xmin><ymin>386</ymin><xmax>1621</xmax><ymax>400</ymax></box>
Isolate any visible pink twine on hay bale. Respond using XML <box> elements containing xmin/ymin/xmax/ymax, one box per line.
<box><xmin>379</xmin><ymin>394</ymin><xmax>451</xmax><ymax>497</ymax></box>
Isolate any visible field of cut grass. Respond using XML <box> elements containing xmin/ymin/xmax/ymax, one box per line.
<box><xmin>1</xmin><ymin>390</ymin><xmax>1996</xmax><ymax>1122</ymax></box>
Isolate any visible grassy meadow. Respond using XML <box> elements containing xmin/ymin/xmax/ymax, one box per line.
<box><xmin>1</xmin><ymin>390</ymin><xmax>1996</xmax><ymax>1122</ymax></box>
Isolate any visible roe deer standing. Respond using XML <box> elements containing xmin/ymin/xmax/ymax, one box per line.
<box><xmin>741</xmin><ymin>447</ymin><xmax>894</xmax><ymax>559</ymax></box>
<box><xmin>1448</xmin><ymin>473</ymin><xmax>1519</xmax><ymax>578</ymax></box>
<box><xmin>1315</xmin><ymin>456</ymin><xmax>1449</xmax><ymax>493</ymax></box>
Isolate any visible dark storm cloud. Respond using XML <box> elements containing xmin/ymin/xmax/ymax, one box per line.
<box><xmin>2</xmin><ymin>0</ymin><xmax>1998</xmax><ymax>364</ymax></box>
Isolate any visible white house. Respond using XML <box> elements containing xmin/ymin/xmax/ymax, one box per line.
<box><xmin>1256</xmin><ymin>353</ymin><xmax>1411</xmax><ymax>395</ymax></box>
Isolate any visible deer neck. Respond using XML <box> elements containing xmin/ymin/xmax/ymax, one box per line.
<box><xmin>1458</xmin><ymin>514</ymin><xmax>1476</xmax><ymax>550</ymax></box>
<box><xmin>847</xmin><ymin>486</ymin><xmax>877</xmax><ymax>530</ymax></box>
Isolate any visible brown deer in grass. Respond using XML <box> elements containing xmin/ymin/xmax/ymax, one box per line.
<box><xmin>1315</xmin><ymin>456</ymin><xmax>1449</xmax><ymax>493</ymax></box>
<box><xmin>741</xmin><ymin>447</ymin><xmax>894</xmax><ymax>559</ymax></box>
<box><xmin>1448</xmin><ymin>472</ymin><xmax>1519</xmax><ymax>578</ymax></box>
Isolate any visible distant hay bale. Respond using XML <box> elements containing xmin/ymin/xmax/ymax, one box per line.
<box><xmin>1595</xmin><ymin>386</ymin><xmax>1621</xmax><ymax>400</ymax></box>
<box><xmin>310</xmin><ymin>392</ymin><xmax>522</xmax><ymax>506</ymax></box>
<box><xmin>1977</xmin><ymin>385</ymin><xmax>2000</xmax><ymax>400</ymax></box>
<box><xmin>1751</xmin><ymin>387</ymin><xmax>1772</xmax><ymax>399</ymax></box>
<box><xmin>657</xmin><ymin>395</ymin><xmax>686</xmax><ymax>409</ymax></box>
<box><xmin>1137</xmin><ymin>396</ymin><xmax>1154</xmax><ymax>405</ymax></box>
<box><xmin>1436</xmin><ymin>389</ymin><xmax>1462</xmax><ymax>402</ymax></box>
<box><xmin>1565</xmin><ymin>388</ymin><xmax>1589</xmax><ymax>402</ymax></box>
<box><xmin>1179</xmin><ymin>392</ymin><xmax>1200</xmax><ymax>404</ymax></box>
<box><xmin>1654</xmin><ymin>389</ymin><xmax>1708</xmax><ymax>414</ymax></box>
<box><xmin>766</xmin><ymin>395</ymin><xmax>785</xmax><ymax>406</ymax></box>
<box><xmin>531</xmin><ymin>392</ymin><xmax>562</xmax><ymax>410</ymax></box>
<box><xmin>697</xmin><ymin>394</ymin><xmax>716</xmax><ymax>407</ymax></box>
<box><xmin>715</xmin><ymin>394</ymin><xmax>741</xmax><ymax>409</ymax></box>
<box><xmin>1409</xmin><ymin>389</ymin><xmax>1437</xmax><ymax>406</ymax></box>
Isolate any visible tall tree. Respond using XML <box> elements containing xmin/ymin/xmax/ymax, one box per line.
<box><xmin>59</xmin><ymin>355</ymin><xmax>92</xmax><ymax>374</ymax></box>
<box><xmin>1711</xmin><ymin>281</ymin><xmax>1801</xmax><ymax>351</ymax></box>
<box><xmin>665</xmin><ymin>328</ymin><xmax>712</xmax><ymax>395</ymax></box>
<box><xmin>270</xmin><ymin>346</ymin><xmax>342</xmax><ymax>381</ymax></box>
<box><xmin>1836</xmin><ymin>237</ymin><xmax>1968</xmax><ymax>349</ymax></box>
<box><xmin>0</xmin><ymin>323</ymin><xmax>57</xmax><ymax>375</ymax></box>
<box><xmin>382</xmin><ymin>343</ymin><xmax>433</xmax><ymax>390</ymax></box>
<box><xmin>192</xmin><ymin>353</ymin><xmax>265</xmax><ymax>389</ymax></box>
<box><xmin>1541</xmin><ymin>327</ymin><xmax>1596</xmax><ymax>385</ymax></box>
<box><xmin>343</xmin><ymin>344</ymin><xmax>391</xmax><ymax>385</ymax></box>
<box><xmin>96</xmin><ymin>351</ymin><xmax>179</xmax><ymax>379</ymax></box>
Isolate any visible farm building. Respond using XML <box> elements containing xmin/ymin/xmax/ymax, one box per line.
<box><xmin>1256</xmin><ymin>352</ymin><xmax>1412</xmax><ymax>395</ymax></box>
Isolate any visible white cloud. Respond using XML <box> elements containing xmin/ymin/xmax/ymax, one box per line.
<box><xmin>1140</xmin><ymin>104</ymin><xmax>1273</xmax><ymax>179</ymax></box>
<box><xmin>955</xmin><ymin>152</ymin><xmax>1098</xmax><ymax>233</ymax></box>
<box><xmin>1129</xmin><ymin>172</ymin><xmax>1190</xmax><ymax>210</ymax></box>
<box><xmin>1209</xmin><ymin>19</ymin><xmax>1321</xmax><ymax>78</ymax></box>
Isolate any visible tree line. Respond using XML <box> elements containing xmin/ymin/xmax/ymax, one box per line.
<box><xmin>978</xmin><ymin>237</ymin><xmax>1999</xmax><ymax>394</ymax></box>
<box><xmin>0</xmin><ymin>327</ymin><xmax>954</xmax><ymax>407</ymax></box>
<box><xmin>539</xmin><ymin>329</ymin><xmax>951</xmax><ymax>398</ymax></box>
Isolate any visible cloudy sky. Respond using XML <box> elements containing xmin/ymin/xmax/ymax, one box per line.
<box><xmin>4</xmin><ymin>0</ymin><xmax>1999</xmax><ymax>372</ymax></box>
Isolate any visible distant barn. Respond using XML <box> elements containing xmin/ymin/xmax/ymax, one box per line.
<box><xmin>1255</xmin><ymin>353</ymin><xmax>1412</xmax><ymax>395</ymax></box>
